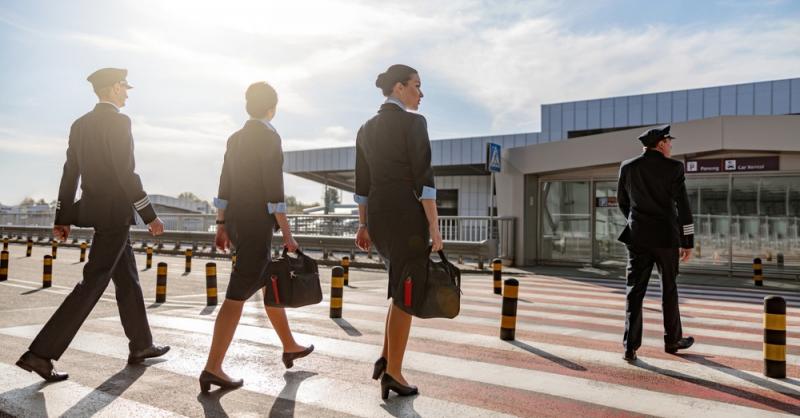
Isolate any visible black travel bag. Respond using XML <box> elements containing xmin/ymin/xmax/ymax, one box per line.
<box><xmin>263</xmin><ymin>248</ymin><xmax>322</xmax><ymax>308</ymax></box>
<box><xmin>393</xmin><ymin>248</ymin><xmax>461</xmax><ymax>319</ymax></box>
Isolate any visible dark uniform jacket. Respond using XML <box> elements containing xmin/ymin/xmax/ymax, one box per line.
<box><xmin>617</xmin><ymin>150</ymin><xmax>694</xmax><ymax>249</ymax></box>
<box><xmin>216</xmin><ymin>120</ymin><xmax>284</xmax><ymax>224</ymax></box>
<box><xmin>54</xmin><ymin>103</ymin><xmax>157</xmax><ymax>229</ymax></box>
<box><xmin>354</xmin><ymin>103</ymin><xmax>435</xmax><ymax>214</ymax></box>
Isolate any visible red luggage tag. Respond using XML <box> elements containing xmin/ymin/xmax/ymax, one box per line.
<box><xmin>404</xmin><ymin>277</ymin><xmax>412</xmax><ymax>307</ymax></box>
<box><xmin>271</xmin><ymin>274</ymin><xmax>281</xmax><ymax>305</ymax></box>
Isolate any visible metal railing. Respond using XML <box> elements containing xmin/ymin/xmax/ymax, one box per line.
<box><xmin>1</xmin><ymin>212</ymin><xmax>516</xmax><ymax>261</ymax></box>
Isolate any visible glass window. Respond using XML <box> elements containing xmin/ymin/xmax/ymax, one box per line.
<box><xmin>540</xmin><ymin>181</ymin><xmax>591</xmax><ymax>262</ymax></box>
<box><xmin>594</xmin><ymin>181</ymin><xmax>627</xmax><ymax>266</ymax></box>
<box><xmin>685</xmin><ymin>177</ymin><xmax>730</xmax><ymax>268</ymax></box>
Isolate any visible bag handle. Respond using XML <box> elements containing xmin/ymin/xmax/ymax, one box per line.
<box><xmin>427</xmin><ymin>245</ymin><xmax>450</xmax><ymax>264</ymax></box>
<box><xmin>281</xmin><ymin>247</ymin><xmax>304</xmax><ymax>258</ymax></box>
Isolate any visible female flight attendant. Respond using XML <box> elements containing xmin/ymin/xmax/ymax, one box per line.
<box><xmin>199</xmin><ymin>82</ymin><xmax>314</xmax><ymax>392</ymax></box>
<box><xmin>354</xmin><ymin>64</ymin><xmax>443</xmax><ymax>399</ymax></box>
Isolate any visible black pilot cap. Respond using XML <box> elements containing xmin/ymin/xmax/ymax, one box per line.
<box><xmin>637</xmin><ymin>124</ymin><xmax>675</xmax><ymax>147</ymax></box>
<box><xmin>87</xmin><ymin>68</ymin><xmax>133</xmax><ymax>90</ymax></box>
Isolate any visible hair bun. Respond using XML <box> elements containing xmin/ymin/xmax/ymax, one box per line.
<box><xmin>375</xmin><ymin>72</ymin><xmax>387</xmax><ymax>89</ymax></box>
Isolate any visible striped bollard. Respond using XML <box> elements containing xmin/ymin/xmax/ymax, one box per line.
<box><xmin>0</xmin><ymin>250</ymin><xmax>8</xmax><ymax>281</ymax></box>
<box><xmin>205</xmin><ymin>262</ymin><xmax>218</xmax><ymax>306</ymax></box>
<box><xmin>145</xmin><ymin>246</ymin><xmax>153</xmax><ymax>269</ymax></box>
<box><xmin>342</xmin><ymin>256</ymin><xmax>350</xmax><ymax>286</ymax></box>
<box><xmin>492</xmin><ymin>258</ymin><xmax>502</xmax><ymax>295</ymax></box>
<box><xmin>500</xmin><ymin>278</ymin><xmax>519</xmax><ymax>341</ymax></box>
<box><xmin>232</xmin><ymin>253</ymin><xmax>237</xmax><ymax>268</ymax></box>
<box><xmin>753</xmin><ymin>257</ymin><xmax>763</xmax><ymax>287</ymax></box>
<box><xmin>156</xmin><ymin>262</ymin><xmax>167</xmax><ymax>303</ymax></box>
<box><xmin>330</xmin><ymin>266</ymin><xmax>344</xmax><ymax>318</ymax></box>
<box><xmin>763</xmin><ymin>296</ymin><xmax>786</xmax><ymax>378</ymax></box>
<box><xmin>185</xmin><ymin>249</ymin><xmax>193</xmax><ymax>273</ymax></box>
<box><xmin>26</xmin><ymin>239</ymin><xmax>32</xmax><ymax>257</ymax></box>
<box><xmin>2</xmin><ymin>237</ymin><xmax>7</xmax><ymax>251</ymax></box>
<box><xmin>43</xmin><ymin>255</ymin><xmax>52</xmax><ymax>288</ymax></box>
<box><xmin>51</xmin><ymin>240</ymin><xmax>58</xmax><ymax>259</ymax></box>
<box><xmin>79</xmin><ymin>242</ymin><xmax>87</xmax><ymax>262</ymax></box>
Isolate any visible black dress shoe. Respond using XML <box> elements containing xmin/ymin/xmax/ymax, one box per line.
<box><xmin>16</xmin><ymin>351</ymin><xmax>68</xmax><ymax>382</ymax></box>
<box><xmin>282</xmin><ymin>345</ymin><xmax>314</xmax><ymax>369</ymax></box>
<box><xmin>128</xmin><ymin>344</ymin><xmax>170</xmax><ymax>364</ymax></box>
<box><xmin>380</xmin><ymin>373</ymin><xmax>418</xmax><ymax>400</ymax></box>
<box><xmin>372</xmin><ymin>357</ymin><xmax>387</xmax><ymax>380</ymax></box>
<box><xmin>623</xmin><ymin>349</ymin><xmax>637</xmax><ymax>362</ymax></box>
<box><xmin>665</xmin><ymin>336</ymin><xmax>695</xmax><ymax>354</ymax></box>
<box><xmin>199</xmin><ymin>370</ymin><xmax>243</xmax><ymax>393</ymax></box>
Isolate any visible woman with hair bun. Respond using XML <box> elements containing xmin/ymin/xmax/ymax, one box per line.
<box><xmin>354</xmin><ymin>64</ymin><xmax>443</xmax><ymax>399</ymax></box>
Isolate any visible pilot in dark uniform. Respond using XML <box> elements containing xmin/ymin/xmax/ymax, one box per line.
<box><xmin>16</xmin><ymin>68</ymin><xmax>169</xmax><ymax>382</ymax></box>
<box><xmin>617</xmin><ymin>124</ymin><xmax>695</xmax><ymax>362</ymax></box>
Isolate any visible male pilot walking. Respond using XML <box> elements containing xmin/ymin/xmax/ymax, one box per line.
<box><xmin>16</xmin><ymin>68</ymin><xmax>170</xmax><ymax>382</ymax></box>
<box><xmin>617</xmin><ymin>124</ymin><xmax>695</xmax><ymax>362</ymax></box>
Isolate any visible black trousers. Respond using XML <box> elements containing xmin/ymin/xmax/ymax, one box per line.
<box><xmin>29</xmin><ymin>226</ymin><xmax>153</xmax><ymax>360</ymax></box>
<box><xmin>623</xmin><ymin>245</ymin><xmax>683</xmax><ymax>351</ymax></box>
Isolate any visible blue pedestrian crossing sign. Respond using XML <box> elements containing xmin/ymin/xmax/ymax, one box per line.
<box><xmin>486</xmin><ymin>142</ymin><xmax>502</xmax><ymax>172</ymax></box>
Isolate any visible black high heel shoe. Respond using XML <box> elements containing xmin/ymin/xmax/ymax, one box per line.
<box><xmin>380</xmin><ymin>373</ymin><xmax>418</xmax><ymax>400</ymax></box>
<box><xmin>282</xmin><ymin>345</ymin><xmax>314</xmax><ymax>369</ymax></box>
<box><xmin>199</xmin><ymin>370</ymin><xmax>244</xmax><ymax>393</ymax></box>
<box><xmin>372</xmin><ymin>357</ymin><xmax>387</xmax><ymax>380</ymax></box>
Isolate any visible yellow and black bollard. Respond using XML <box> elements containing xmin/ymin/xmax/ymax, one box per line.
<box><xmin>205</xmin><ymin>262</ymin><xmax>218</xmax><ymax>306</ymax></box>
<box><xmin>79</xmin><ymin>242</ymin><xmax>88</xmax><ymax>262</ymax></box>
<box><xmin>43</xmin><ymin>255</ymin><xmax>53</xmax><ymax>288</ymax></box>
<box><xmin>2</xmin><ymin>237</ymin><xmax>8</xmax><ymax>251</ymax></box>
<box><xmin>500</xmin><ymin>278</ymin><xmax>519</xmax><ymax>341</ymax></box>
<box><xmin>342</xmin><ymin>256</ymin><xmax>350</xmax><ymax>286</ymax></box>
<box><xmin>232</xmin><ymin>253</ymin><xmax>237</xmax><ymax>268</ymax></box>
<box><xmin>51</xmin><ymin>240</ymin><xmax>58</xmax><ymax>259</ymax></box>
<box><xmin>492</xmin><ymin>258</ymin><xmax>502</xmax><ymax>295</ymax></box>
<box><xmin>0</xmin><ymin>250</ymin><xmax>8</xmax><ymax>281</ymax></box>
<box><xmin>156</xmin><ymin>262</ymin><xmax>167</xmax><ymax>303</ymax></box>
<box><xmin>753</xmin><ymin>257</ymin><xmax>763</xmax><ymax>287</ymax></box>
<box><xmin>185</xmin><ymin>248</ymin><xmax>193</xmax><ymax>273</ymax></box>
<box><xmin>763</xmin><ymin>296</ymin><xmax>786</xmax><ymax>378</ymax></box>
<box><xmin>26</xmin><ymin>239</ymin><xmax>32</xmax><ymax>257</ymax></box>
<box><xmin>146</xmin><ymin>246</ymin><xmax>153</xmax><ymax>269</ymax></box>
<box><xmin>330</xmin><ymin>266</ymin><xmax>344</xmax><ymax>318</ymax></box>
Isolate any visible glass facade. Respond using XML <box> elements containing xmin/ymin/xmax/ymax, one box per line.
<box><xmin>538</xmin><ymin>174</ymin><xmax>800</xmax><ymax>273</ymax></box>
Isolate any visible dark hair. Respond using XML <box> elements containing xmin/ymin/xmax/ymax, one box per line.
<box><xmin>245</xmin><ymin>81</ymin><xmax>278</xmax><ymax>118</ymax></box>
<box><xmin>375</xmin><ymin>64</ymin><xmax>417</xmax><ymax>96</ymax></box>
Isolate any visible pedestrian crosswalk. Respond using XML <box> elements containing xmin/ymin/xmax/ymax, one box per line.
<box><xmin>1</xmin><ymin>257</ymin><xmax>799</xmax><ymax>417</ymax></box>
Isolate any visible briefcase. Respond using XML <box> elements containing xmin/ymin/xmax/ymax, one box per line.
<box><xmin>263</xmin><ymin>248</ymin><xmax>322</xmax><ymax>308</ymax></box>
<box><xmin>393</xmin><ymin>248</ymin><xmax>461</xmax><ymax>319</ymax></box>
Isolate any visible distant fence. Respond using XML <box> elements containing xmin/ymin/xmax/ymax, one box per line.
<box><xmin>1</xmin><ymin>212</ymin><xmax>515</xmax><ymax>262</ymax></box>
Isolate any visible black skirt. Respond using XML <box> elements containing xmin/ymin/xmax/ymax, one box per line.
<box><xmin>225</xmin><ymin>218</ymin><xmax>274</xmax><ymax>301</ymax></box>
<box><xmin>367</xmin><ymin>205</ymin><xmax>429</xmax><ymax>299</ymax></box>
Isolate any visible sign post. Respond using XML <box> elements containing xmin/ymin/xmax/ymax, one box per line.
<box><xmin>486</xmin><ymin>143</ymin><xmax>502</xmax><ymax>256</ymax></box>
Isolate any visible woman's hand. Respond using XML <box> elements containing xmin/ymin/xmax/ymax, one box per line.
<box><xmin>430</xmin><ymin>226</ymin><xmax>443</xmax><ymax>252</ymax></box>
<box><xmin>355</xmin><ymin>226</ymin><xmax>371</xmax><ymax>251</ymax></box>
<box><xmin>283</xmin><ymin>233</ymin><xmax>299</xmax><ymax>252</ymax></box>
<box><xmin>215</xmin><ymin>225</ymin><xmax>231</xmax><ymax>252</ymax></box>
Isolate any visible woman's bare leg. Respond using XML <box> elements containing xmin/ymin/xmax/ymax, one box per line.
<box><xmin>385</xmin><ymin>303</ymin><xmax>413</xmax><ymax>385</ymax></box>
<box><xmin>264</xmin><ymin>306</ymin><xmax>306</xmax><ymax>353</ymax></box>
<box><xmin>203</xmin><ymin>298</ymin><xmax>245</xmax><ymax>379</ymax></box>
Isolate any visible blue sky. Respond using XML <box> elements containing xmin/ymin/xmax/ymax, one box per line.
<box><xmin>1</xmin><ymin>0</ymin><xmax>799</xmax><ymax>206</ymax></box>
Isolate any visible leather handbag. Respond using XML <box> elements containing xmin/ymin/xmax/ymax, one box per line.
<box><xmin>263</xmin><ymin>248</ymin><xmax>322</xmax><ymax>308</ymax></box>
<box><xmin>393</xmin><ymin>248</ymin><xmax>461</xmax><ymax>319</ymax></box>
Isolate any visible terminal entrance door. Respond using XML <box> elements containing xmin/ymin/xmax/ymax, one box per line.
<box><xmin>593</xmin><ymin>181</ymin><xmax>627</xmax><ymax>267</ymax></box>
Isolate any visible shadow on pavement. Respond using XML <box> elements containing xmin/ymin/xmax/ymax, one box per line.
<box><xmin>59</xmin><ymin>364</ymin><xmax>146</xmax><ymax>417</ymax></box>
<box><xmin>197</xmin><ymin>387</ymin><xmax>234</xmax><ymax>418</ymax></box>
<box><xmin>381</xmin><ymin>392</ymin><xmax>420</xmax><ymax>418</ymax></box>
<box><xmin>332</xmin><ymin>318</ymin><xmax>363</xmax><ymax>337</ymax></box>
<box><xmin>632</xmin><ymin>358</ymin><xmax>800</xmax><ymax>415</ymax></box>
<box><xmin>146</xmin><ymin>302</ymin><xmax>164</xmax><ymax>309</ymax></box>
<box><xmin>0</xmin><ymin>381</ymin><xmax>50</xmax><ymax>418</ymax></box>
<box><xmin>200</xmin><ymin>305</ymin><xmax>218</xmax><ymax>316</ymax></box>
<box><xmin>682</xmin><ymin>353</ymin><xmax>800</xmax><ymax>399</ymax></box>
<box><xmin>268</xmin><ymin>370</ymin><xmax>317</xmax><ymax>417</ymax></box>
<box><xmin>506</xmin><ymin>340</ymin><xmax>587</xmax><ymax>371</ymax></box>
<box><xmin>20</xmin><ymin>288</ymin><xmax>46</xmax><ymax>295</ymax></box>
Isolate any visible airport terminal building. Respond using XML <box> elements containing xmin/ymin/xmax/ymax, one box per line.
<box><xmin>285</xmin><ymin>78</ymin><xmax>800</xmax><ymax>274</ymax></box>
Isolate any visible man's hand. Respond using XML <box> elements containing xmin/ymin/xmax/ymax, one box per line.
<box><xmin>148</xmin><ymin>218</ymin><xmax>164</xmax><ymax>236</ymax></box>
<box><xmin>355</xmin><ymin>226</ymin><xmax>371</xmax><ymax>251</ymax></box>
<box><xmin>430</xmin><ymin>226</ymin><xmax>443</xmax><ymax>252</ymax></box>
<box><xmin>53</xmin><ymin>225</ymin><xmax>71</xmax><ymax>242</ymax></box>
<box><xmin>679</xmin><ymin>248</ymin><xmax>692</xmax><ymax>263</ymax></box>
<box><xmin>283</xmin><ymin>233</ymin><xmax>299</xmax><ymax>252</ymax></box>
<box><xmin>215</xmin><ymin>225</ymin><xmax>231</xmax><ymax>252</ymax></box>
